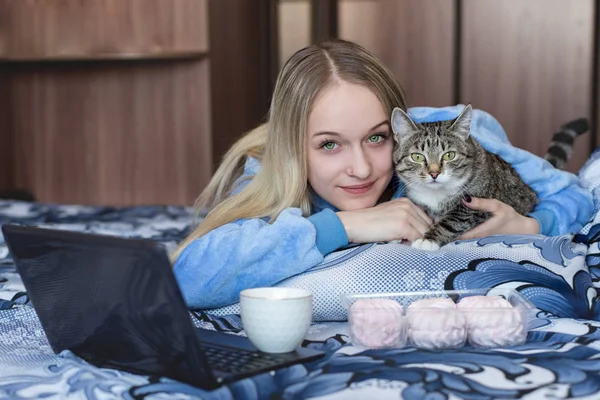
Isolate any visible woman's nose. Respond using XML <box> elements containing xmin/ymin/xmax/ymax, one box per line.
<box><xmin>347</xmin><ymin>149</ymin><xmax>372</xmax><ymax>179</ymax></box>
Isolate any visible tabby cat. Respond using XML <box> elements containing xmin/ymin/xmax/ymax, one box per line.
<box><xmin>391</xmin><ymin>104</ymin><xmax>538</xmax><ymax>251</ymax></box>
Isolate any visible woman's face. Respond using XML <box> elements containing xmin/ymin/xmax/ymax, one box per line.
<box><xmin>306</xmin><ymin>82</ymin><xmax>394</xmax><ymax>211</ymax></box>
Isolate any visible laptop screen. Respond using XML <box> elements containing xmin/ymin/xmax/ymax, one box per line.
<box><xmin>3</xmin><ymin>225</ymin><xmax>217</xmax><ymax>388</ymax></box>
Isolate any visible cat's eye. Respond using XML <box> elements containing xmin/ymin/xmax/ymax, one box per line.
<box><xmin>442</xmin><ymin>151</ymin><xmax>456</xmax><ymax>161</ymax></box>
<box><xmin>410</xmin><ymin>153</ymin><xmax>425</xmax><ymax>162</ymax></box>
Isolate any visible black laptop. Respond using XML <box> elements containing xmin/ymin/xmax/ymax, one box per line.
<box><xmin>1</xmin><ymin>224</ymin><xmax>324</xmax><ymax>390</ymax></box>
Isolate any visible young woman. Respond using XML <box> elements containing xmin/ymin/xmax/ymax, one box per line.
<box><xmin>171</xmin><ymin>39</ymin><xmax>594</xmax><ymax>310</ymax></box>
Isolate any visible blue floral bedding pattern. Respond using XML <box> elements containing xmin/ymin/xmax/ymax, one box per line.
<box><xmin>2</xmin><ymin>198</ymin><xmax>600</xmax><ymax>399</ymax></box>
<box><xmin>2</xmin><ymin>144</ymin><xmax>600</xmax><ymax>400</ymax></box>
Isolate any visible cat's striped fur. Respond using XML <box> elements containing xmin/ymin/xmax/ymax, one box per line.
<box><xmin>391</xmin><ymin>106</ymin><xmax>587</xmax><ymax>251</ymax></box>
<box><xmin>544</xmin><ymin>118</ymin><xmax>589</xmax><ymax>170</ymax></box>
<box><xmin>391</xmin><ymin>105</ymin><xmax>538</xmax><ymax>251</ymax></box>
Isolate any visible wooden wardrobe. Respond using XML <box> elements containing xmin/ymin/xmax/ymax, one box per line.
<box><xmin>1</xmin><ymin>0</ymin><xmax>599</xmax><ymax>206</ymax></box>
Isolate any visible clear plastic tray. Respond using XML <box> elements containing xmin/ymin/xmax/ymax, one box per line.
<box><xmin>340</xmin><ymin>288</ymin><xmax>535</xmax><ymax>350</ymax></box>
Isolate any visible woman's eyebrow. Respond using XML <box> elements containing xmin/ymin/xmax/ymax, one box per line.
<box><xmin>312</xmin><ymin>120</ymin><xmax>390</xmax><ymax>138</ymax></box>
<box><xmin>370</xmin><ymin>120</ymin><xmax>391</xmax><ymax>131</ymax></box>
<box><xmin>312</xmin><ymin>130</ymin><xmax>341</xmax><ymax>138</ymax></box>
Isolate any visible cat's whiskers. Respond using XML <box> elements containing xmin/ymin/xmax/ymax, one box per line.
<box><xmin>452</xmin><ymin>181</ymin><xmax>472</xmax><ymax>201</ymax></box>
<box><xmin>399</xmin><ymin>177</ymin><xmax>425</xmax><ymax>192</ymax></box>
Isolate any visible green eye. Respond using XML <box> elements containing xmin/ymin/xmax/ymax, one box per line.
<box><xmin>442</xmin><ymin>151</ymin><xmax>456</xmax><ymax>161</ymax></box>
<box><xmin>410</xmin><ymin>153</ymin><xmax>425</xmax><ymax>162</ymax></box>
<box><xmin>368</xmin><ymin>134</ymin><xmax>382</xmax><ymax>143</ymax></box>
<box><xmin>322</xmin><ymin>142</ymin><xmax>337</xmax><ymax>151</ymax></box>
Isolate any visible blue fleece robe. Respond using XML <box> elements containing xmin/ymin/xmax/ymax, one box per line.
<box><xmin>173</xmin><ymin>105</ymin><xmax>594</xmax><ymax>309</ymax></box>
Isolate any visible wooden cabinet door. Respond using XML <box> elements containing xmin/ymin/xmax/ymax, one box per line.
<box><xmin>338</xmin><ymin>0</ymin><xmax>456</xmax><ymax>108</ymax></box>
<box><xmin>460</xmin><ymin>0</ymin><xmax>595</xmax><ymax>172</ymax></box>
<box><xmin>0</xmin><ymin>0</ymin><xmax>212</xmax><ymax>206</ymax></box>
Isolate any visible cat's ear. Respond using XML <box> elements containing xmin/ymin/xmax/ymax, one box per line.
<box><xmin>450</xmin><ymin>104</ymin><xmax>473</xmax><ymax>140</ymax></box>
<box><xmin>391</xmin><ymin>107</ymin><xmax>418</xmax><ymax>141</ymax></box>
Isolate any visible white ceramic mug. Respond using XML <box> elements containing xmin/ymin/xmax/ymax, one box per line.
<box><xmin>240</xmin><ymin>287</ymin><xmax>313</xmax><ymax>353</ymax></box>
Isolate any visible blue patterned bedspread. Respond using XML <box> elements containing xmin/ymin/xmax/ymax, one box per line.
<box><xmin>2</xmin><ymin>200</ymin><xmax>600</xmax><ymax>400</ymax></box>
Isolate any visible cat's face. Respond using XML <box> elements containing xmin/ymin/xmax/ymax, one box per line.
<box><xmin>391</xmin><ymin>106</ymin><xmax>475</xmax><ymax>194</ymax></box>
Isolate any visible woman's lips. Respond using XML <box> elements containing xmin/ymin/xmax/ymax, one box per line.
<box><xmin>341</xmin><ymin>182</ymin><xmax>375</xmax><ymax>195</ymax></box>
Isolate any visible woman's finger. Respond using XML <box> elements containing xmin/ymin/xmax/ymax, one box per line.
<box><xmin>411</xmin><ymin>203</ymin><xmax>433</xmax><ymax>226</ymax></box>
<box><xmin>407</xmin><ymin>218</ymin><xmax>429</xmax><ymax>236</ymax></box>
<box><xmin>458</xmin><ymin>221</ymin><xmax>492</xmax><ymax>240</ymax></box>
<box><xmin>462</xmin><ymin>196</ymin><xmax>502</xmax><ymax>213</ymax></box>
<box><xmin>393</xmin><ymin>198</ymin><xmax>433</xmax><ymax>226</ymax></box>
<box><xmin>403</xmin><ymin>225</ymin><xmax>424</xmax><ymax>242</ymax></box>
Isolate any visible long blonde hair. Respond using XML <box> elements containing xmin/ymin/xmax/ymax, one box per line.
<box><xmin>170</xmin><ymin>39</ymin><xmax>407</xmax><ymax>262</ymax></box>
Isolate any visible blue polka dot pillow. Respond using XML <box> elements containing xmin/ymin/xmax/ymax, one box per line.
<box><xmin>208</xmin><ymin>235</ymin><xmax>597</xmax><ymax>321</ymax></box>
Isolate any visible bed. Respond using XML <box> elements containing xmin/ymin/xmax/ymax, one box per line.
<box><xmin>1</xmin><ymin>149</ymin><xmax>600</xmax><ymax>400</ymax></box>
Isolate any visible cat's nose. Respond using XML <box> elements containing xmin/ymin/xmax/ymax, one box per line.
<box><xmin>429</xmin><ymin>171</ymin><xmax>440</xmax><ymax>179</ymax></box>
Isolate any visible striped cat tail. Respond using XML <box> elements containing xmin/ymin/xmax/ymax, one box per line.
<box><xmin>544</xmin><ymin>117</ymin><xmax>589</xmax><ymax>170</ymax></box>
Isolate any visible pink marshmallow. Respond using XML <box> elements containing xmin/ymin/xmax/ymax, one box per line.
<box><xmin>406</xmin><ymin>298</ymin><xmax>466</xmax><ymax>349</ymax></box>
<box><xmin>457</xmin><ymin>295</ymin><xmax>525</xmax><ymax>347</ymax></box>
<box><xmin>348</xmin><ymin>298</ymin><xmax>404</xmax><ymax>348</ymax></box>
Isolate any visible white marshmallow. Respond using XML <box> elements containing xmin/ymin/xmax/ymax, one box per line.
<box><xmin>406</xmin><ymin>298</ymin><xmax>467</xmax><ymax>350</ymax></box>
<box><xmin>348</xmin><ymin>298</ymin><xmax>405</xmax><ymax>348</ymax></box>
<box><xmin>457</xmin><ymin>296</ymin><xmax>526</xmax><ymax>347</ymax></box>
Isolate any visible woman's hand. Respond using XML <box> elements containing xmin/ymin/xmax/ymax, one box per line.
<box><xmin>459</xmin><ymin>196</ymin><xmax>539</xmax><ymax>240</ymax></box>
<box><xmin>336</xmin><ymin>198</ymin><xmax>433</xmax><ymax>243</ymax></box>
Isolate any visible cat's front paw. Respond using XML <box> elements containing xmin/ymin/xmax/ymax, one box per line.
<box><xmin>411</xmin><ymin>239</ymin><xmax>441</xmax><ymax>251</ymax></box>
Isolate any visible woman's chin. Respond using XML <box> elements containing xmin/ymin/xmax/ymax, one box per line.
<box><xmin>334</xmin><ymin>197</ymin><xmax>379</xmax><ymax>212</ymax></box>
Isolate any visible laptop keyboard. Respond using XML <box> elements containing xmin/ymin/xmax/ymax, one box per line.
<box><xmin>203</xmin><ymin>345</ymin><xmax>284</xmax><ymax>374</ymax></box>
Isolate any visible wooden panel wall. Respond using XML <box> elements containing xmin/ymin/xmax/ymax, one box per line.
<box><xmin>460</xmin><ymin>0</ymin><xmax>595</xmax><ymax>172</ymax></box>
<box><xmin>0</xmin><ymin>0</ymin><xmax>211</xmax><ymax>206</ymax></box>
<box><xmin>338</xmin><ymin>0</ymin><xmax>456</xmax><ymax>108</ymax></box>
<box><xmin>0</xmin><ymin>0</ymin><xmax>208</xmax><ymax>60</ymax></box>
<box><xmin>0</xmin><ymin>66</ymin><xmax>10</xmax><ymax>191</ymax></box>
<box><xmin>208</xmin><ymin>0</ymin><xmax>275</xmax><ymax>168</ymax></box>
<box><xmin>278</xmin><ymin>0</ymin><xmax>311</xmax><ymax>69</ymax></box>
<box><xmin>7</xmin><ymin>60</ymin><xmax>211</xmax><ymax>206</ymax></box>
<box><xmin>311</xmin><ymin>0</ymin><xmax>337</xmax><ymax>43</ymax></box>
